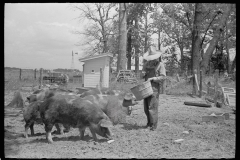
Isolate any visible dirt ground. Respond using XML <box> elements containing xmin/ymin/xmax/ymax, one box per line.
<box><xmin>4</xmin><ymin>91</ymin><xmax>235</xmax><ymax>158</ymax></box>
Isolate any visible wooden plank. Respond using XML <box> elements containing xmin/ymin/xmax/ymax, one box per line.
<box><xmin>221</xmin><ymin>87</ymin><xmax>235</xmax><ymax>105</ymax></box>
<box><xmin>202</xmin><ymin>115</ymin><xmax>225</xmax><ymax>123</ymax></box>
<box><xmin>222</xmin><ymin>87</ymin><xmax>235</xmax><ymax>94</ymax></box>
<box><xmin>176</xmin><ymin>74</ymin><xmax>180</xmax><ymax>82</ymax></box>
<box><xmin>194</xmin><ymin>74</ymin><xmax>199</xmax><ymax>91</ymax></box>
<box><xmin>39</xmin><ymin>68</ymin><xmax>43</xmax><ymax>89</ymax></box>
<box><xmin>184</xmin><ymin>101</ymin><xmax>211</xmax><ymax>108</ymax></box>
<box><xmin>226</xmin><ymin>93</ymin><xmax>236</xmax><ymax>107</ymax></box>
<box><xmin>199</xmin><ymin>70</ymin><xmax>202</xmax><ymax>97</ymax></box>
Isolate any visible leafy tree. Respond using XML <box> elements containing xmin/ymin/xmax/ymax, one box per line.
<box><xmin>152</xmin><ymin>3</ymin><xmax>192</xmax><ymax>75</ymax></box>
<box><xmin>200</xmin><ymin>3</ymin><xmax>234</xmax><ymax>75</ymax></box>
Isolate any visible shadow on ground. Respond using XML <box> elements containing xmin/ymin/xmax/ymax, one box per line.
<box><xmin>28</xmin><ymin>135</ymin><xmax>108</xmax><ymax>144</ymax></box>
<box><xmin>4</xmin><ymin>129</ymin><xmax>22</xmax><ymax>157</ymax></box>
<box><xmin>121</xmin><ymin>123</ymin><xmax>146</xmax><ymax>130</ymax></box>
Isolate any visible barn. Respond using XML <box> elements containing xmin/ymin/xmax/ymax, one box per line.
<box><xmin>79</xmin><ymin>53</ymin><xmax>113</xmax><ymax>88</ymax></box>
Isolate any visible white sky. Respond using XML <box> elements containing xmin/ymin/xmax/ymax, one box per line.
<box><xmin>4</xmin><ymin>3</ymin><xmax>86</xmax><ymax>70</ymax></box>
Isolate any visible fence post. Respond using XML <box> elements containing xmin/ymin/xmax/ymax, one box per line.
<box><xmin>19</xmin><ymin>69</ymin><xmax>22</xmax><ymax>80</ymax></box>
<box><xmin>199</xmin><ymin>70</ymin><xmax>202</xmax><ymax>98</ymax></box>
<box><xmin>193</xmin><ymin>69</ymin><xmax>199</xmax><ymax>95</ymax></box>
<box><xmin>162</xmin><ymin>78</ymin><xmax>166</xmax><ymax>94</ymax></box>
<box><xmin>214</xmin><ymin>69</ymin><xmax>219</xmax><ymax>106</ymax></box>
<box><xmin>100</xmin><ymin>68</ymin><xmax>103</xmax><ymax>88</ymax></box>
<box><xmin>34</xmin><ymin>69</ymin><xmax>37</xmax><ymax>80</ymax></box>
<box><xmin>39</xmin><ymin>68</ymin><xmax>43</xmax><ymax>89</ymax></box>
<box><xmin>176</xmin><ymin>73</ymin><xmax>180</xmax><ymax>82</ymax></box>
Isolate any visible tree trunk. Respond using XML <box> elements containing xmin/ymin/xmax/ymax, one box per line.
<box><xmin>103</xmin><ymin>35</ymin><xmax>108</xmax><ymax>53</ymax></box>
<box><xmin>134</xmin><ymin>18</ymin><xmax>139</xmax><ymax>74</ymax></box>
<box><xmin>158</xmin><ymin>29</ymin><xmax>161</xmax><ymax>50</ymax></box>
<box><xmin>225</xmin><ymin>23</ymin><xmax>231</xmax><ymax>74</ymax></box>
<box><xmin>144</xmin><ymin>10</ymin><xmax>148</xmax><ymax>52</ymax></box>
<box><xmin>180</xmin><ymin>45</ymin><xmax>185</xmax><ymax>76</ymax></box>
<box><xmin>117</xmin><ymin>3</ymin><xmax>127</xmax><ymax>71</ymax></box>
<box><xmin>191</xmin><ymin>3</ymin><xmax>204</xmax><ymax>94</ymax></box>
<box><xmin>127</xmin><ymin>21</ymin><xmax>132</xmax><ymax>70</ymax></box>
<box><xmin>200</xmin><ymin>4</ymin><xmax>232</xmax><ymax>75</ymax></box>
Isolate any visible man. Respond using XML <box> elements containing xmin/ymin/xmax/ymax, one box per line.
<box><xmin>142</xmin><ymin>44</ymin><xmax>167</xmax><ymax>131</ymax></box>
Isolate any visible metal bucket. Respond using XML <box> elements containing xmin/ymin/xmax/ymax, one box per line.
<box><xmin>130</xmin><ymin>81</ymin><xmax>153</xmax><ymax>101</ymax></box>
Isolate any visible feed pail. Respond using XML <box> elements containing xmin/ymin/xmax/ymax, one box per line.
<box><xmin>130</xmin><ymin>81</ymin><xmax>153</xmax><ymax>101</ymax></box>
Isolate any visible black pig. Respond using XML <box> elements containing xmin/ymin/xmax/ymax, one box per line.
<box><xmin>39</xmin><ymin>94</ymin><xmax>114</xmax><ymax>143</ymax></box>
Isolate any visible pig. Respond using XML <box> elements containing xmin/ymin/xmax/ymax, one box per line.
<box><xmin>23</xmin><ymin>100</ymin><xmax>70</xmax><ymax>138</ymax></box>
<box><xmin>26</xmin><ymin>88</ymin><xmax>53</xmax><ymax>103</ymax></box>
<box><xmin>39</xmin><ymin>94</ymin><xmax>114</xmax><ymax>143</ymax></box>
<box><xmin>79</xmin><ymin>87</ymin><xmax>116</xmax><ymax>97</ymax></box>
<box><xmin>23</xmin><ymin>100</ymin><xmax>43</xmax><ymax>138</ymax></box>
<box><xmin>24</xmin><ymin>89</ymin><xmax>71</xmax><ymax>137</ymax></box>
<box><xmin>80</xmin><ymin>89</ymin><xmax>138</xmax><ymax>125</ymax></box>
<box><xmin>26</xmin><ymin>87</ymin><xmax>77</xmax><ymax>103</ymax></box>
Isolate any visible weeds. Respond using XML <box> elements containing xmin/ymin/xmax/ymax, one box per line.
<box><xmin>5</xmin><ymin>68</ymin><xmax>235</xmax><ymax>96</ymax></box>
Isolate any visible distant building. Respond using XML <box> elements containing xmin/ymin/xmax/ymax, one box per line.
<box><xmin>79</xmin><ymin>53</ymin><xmax>113</xmax><ymax>88</ymax></box>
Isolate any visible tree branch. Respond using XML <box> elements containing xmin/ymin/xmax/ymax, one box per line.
<box><xmin>200</xmin><ymin>11</ymin><xmax>220</xmax><ymax>50</ymax></box>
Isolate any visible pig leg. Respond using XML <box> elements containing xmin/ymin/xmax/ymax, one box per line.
<box><xmin>30</xmin><ymin>123</ymin><xmax>34</xmax><ymax>136</ymax></box>
<box><xmin>24</xmin><ymin>121</ymin><xmax>34</xmax><ymax>138</ymax></box>
<box><xmin>63</xmin><ymin>124</ymin><xmax>70</xmax><ymax>133</ymax></box>
<box><xmin>78</xmin><ymin>127</ymin><xmax>86</xmax><ymax>140</ymax></box>
<box><xmin>45</xmin><ymin>123</ymin><xmax>54</xmax><ymax>143</ymax></box>
<box><xmin>89</xmin><ymin>127</ymin><xmax>98</xmax><ymax>142</ymax></box>
<box><xmin>55</xmin><ymin>123</ymin><xmax>64</xmax><ymax>135</ymax></box>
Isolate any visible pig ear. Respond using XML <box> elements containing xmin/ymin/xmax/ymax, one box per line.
<box><xmin>100</xmin><ymin>119</ymin><xmax>112</xmax><ymax>127</ymax></box>
<box><xmin>124</xmin><ymin>93</ymin><xmax>133</xmax><ymax>100</ymax></box>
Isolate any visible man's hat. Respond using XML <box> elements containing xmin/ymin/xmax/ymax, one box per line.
<box><xmin>143</xmin><ymin>46</ymin><xmax>168</xmax><ymax>61</ymax></box>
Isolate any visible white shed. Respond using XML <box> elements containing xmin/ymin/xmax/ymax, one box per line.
<box><xmin>79</xmin><ymin>53</ymin><xmax>113</xmax><ymax>88</ymax></box>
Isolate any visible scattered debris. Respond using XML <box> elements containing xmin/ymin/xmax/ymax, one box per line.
<box><xmin>182</xmin><ymin>131</ymin><xmax>189</xmax><ymax>134</ymax></box>
<box><xmin>107</xmin><ymin>140</ymin><xmax>115</xmax><ymax>144</ymax></box>
<box><xmin>202</xmin><ymin>112</ymin><xmax>229</xmax><ymax>123</ymax></box>
<box><xmin>174</xmin><ymin>139</ymin><xmax>184</xmax><ymax>143</ymax></box>
<box><xmin>163</xmin><ymin>123</ymin><xmax>170</xmax><ymax>126</ymax></box>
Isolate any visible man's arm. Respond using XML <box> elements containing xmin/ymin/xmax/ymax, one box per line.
<box><xmin>148</xmin><ymin>62</ymin><xmax>166</xmax><ymax>82</ymax></box>
<box><xmin>148</xmin><ymin>75</ymin><xmax>166</xmax><ymax>82</ymax></box>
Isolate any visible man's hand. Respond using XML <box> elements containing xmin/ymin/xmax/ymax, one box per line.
<box><xmin>148</xmin><ymin>76</ymin><xmax>166</xmax><ymax>82</ymax></box>
<box><xmin>148</xmin><ymin>77</ymin><xmax>156</xmax><ymax>82</ymax></box>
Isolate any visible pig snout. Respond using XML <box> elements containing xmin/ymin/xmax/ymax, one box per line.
<box><xmin>99</xmin><ymin>119</ymin><xmax>114</xmax><ymax>139</ymax></box>
<box><xmin>132</xmin><ymin>99</ymin><xmax>138</xmax><ymax>105</ymax></box>
<box><xmin>26</xmin><ymin>95</ymin><xmax>37</xmax><ymax>103</ymax></box>
<box><xmin>89</xmin><ymin>118</ymin><xmax>114</xmax><ymax>141</ymax></box>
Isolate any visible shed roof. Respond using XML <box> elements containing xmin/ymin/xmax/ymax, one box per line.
<box><xmin>79</xmin><ymin>53</ymin><xmax>113</xmax><ymax>62</ymax></box>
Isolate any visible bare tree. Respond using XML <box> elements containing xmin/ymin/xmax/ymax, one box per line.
<box><xmin>191</xmin><ymin>3</ymin><xmax>205</xmax><ymax>94</ymax></box>
<box><xmin>70</xmin><ymin>3</ymin><xmax>117</xmax><ymax>55</ymax></box>
<box><xmin>117</xmin><ymin>3</ymin><xmax>128</xmax><ymax>71</ymax></box>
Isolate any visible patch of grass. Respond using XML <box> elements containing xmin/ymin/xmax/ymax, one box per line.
<box><xmin>166</xmin><ymin>80</ymin><xmax>193</xmax><ymax>96</ymax></box>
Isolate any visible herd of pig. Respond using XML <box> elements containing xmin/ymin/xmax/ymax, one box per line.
<box><xmin>14</xmin><ymin>87</ymin><xmax>138</xmax><ymax>143</ymax></box>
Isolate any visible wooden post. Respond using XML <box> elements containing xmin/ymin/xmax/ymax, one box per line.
<box><xmin>176</xmin><ymin>73</ymin><xmax>180</xmax><ymax>82</ymax></box>
<box><xmin>19</xmin><ymin>69</ymin><xmax>22</xmax><ymax>80</ymax></box>
<box><xmin>214</xmin><ymin>69</ymin><xmax>219</xmax><ymax>106</ymax></box>
<box><xmin>193</xmin><ymin>69</ymin><xmax>199</xmax><ymax>95</ymax></box>
<box><xmin>100</xmin><ymin>68</ymin><xmax>103</xmax><ymax>88</ymax></box>
<box><xmin>34</xmin><ymin>69</ymin><xmax>37</xmax><ymax>80</ymax></box>
<box><xmin>162</xmin><ymin>78</ymin><xmax>166</xmax><ymax>94</ymax></box>
<box><xmin>82</xmin><ymin>64</ymin><xmax>84</xmax><ymax>87</ymax></box>
<box><xmin>39</xmin><ymin>68</ymin><xmax>43</xmax><ymax>89</ymax></box>
<box><xmin>199</xmin><ymin>70</ymin><xmax>202</xmax><ymax>98</ymax></box>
